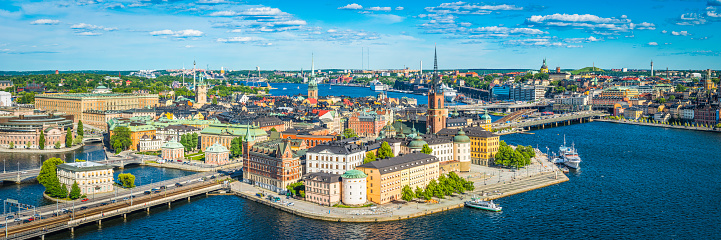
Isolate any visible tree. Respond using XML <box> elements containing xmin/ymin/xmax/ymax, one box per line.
<box><xmin>342</xmin><ymin>128</ymin><xmax>358</xmax><ymax>138</ymax></box>
<box><xmin>191</xmin><ymin>133</ymin><xmax>199</xmax><ymax>150</ymax></box>
<box><xmin>59</xmin><ymin>184</ymin><xmax>68</xmax><ymax>198</ymax></box>
<box><xmin>270</xmin><ymin>127</ymin><xmax>278</xmax><ymax>132</ymax></box>
<box><xmin>230</xmin><ymin>137</ymin><xmax>243</xmax><ymax>158</ymax></box>
<box><xmin>376</xmin><ymin>142</ymin><xmax>394</xmax><ymax>159</ymax></box>
<box><xmin>286</xmin><ymin>182</ymin><xmax>305</xmax><ymax>197</ymax></box>
<box><xmin>110</xmin><ymin>126</ymin><xmax>131</xmax><ymax>152</ymax></box>
<box><xmin>675</xmin><ymin>84</ymin><xmax>687</xmax><ymax>92</ymax></box>
<box><xmin>401</xmin><ymin>185</ymin><xmax>415</xmax><ymax>202</ymax></box>
<box><xmin>414</xmin><ymin>186</ymin><xmax>425</xmax><ymax>200</ymax></box>
<box><xmin>77</xmin><ymin>120</ymin><xmax>84</xmax><ymax>138</ymax></box>
<box><xmin>55</xmin><ymin>141</ymin><xmax>61</xmax><ymax>149</ymax></box>
<box><xmin>65</xmin><ymin>127</ymin><xmax>73</xmax><ymax>147</ymax></box>
<box><xmin>8</xmin><ymin>142</ymin><xmax>13</xmax><ymax>149</ymax></box>
<box><xmin>39</xmin><ymin>130</ymin><xmax>46</xmax><ymax>150</ymax></box>
<box><xmin>363</xmin><ymin>151</ymin><xmax>376</xmax><ymax>164</ymax></box>
<box><xmin>26</xmin><ymin>141</ymin><xmax>31</xmax><ymax>149</ymax></box>
<box><xmin>658</xmin><ymin>98</ymin><xmax>666</xmax><ymax>104</ymax></box>
<box><xmin>70</xmin><ymin>181</ymin><xmax>81</xmax><ymax>199</ymax></box>
<box><xmin>212</xmin><ymin>96</ymin><xmax>218</xmax><ymax>105</ymax></box>
<box><xmin>118</xmin><ymin>173</ymin><xmax>136</xmax><ymax>188</ymax></box>
<box><xmin>421</xmin><ymin>144</ymin><xmax>433</xmax><ymax>154</ymax></box>
<box><xmin>555</xmin><ymin>86</ymin><xmax>566</xmax><ymax>93</ymax></box>
<box><xmin>668</xmin><ymin>95</ymin><xmax>676</xmax><ymax>101</ymax></box>
<box><xmin>38</xmin><ymin>158</ymin><xmax>65</xmax><ymax>198</ymax></box>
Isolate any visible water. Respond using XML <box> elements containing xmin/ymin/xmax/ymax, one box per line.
<box><xmin>43</xmin><ymin>122</ymin><xmax>721</xmax><ymax>239</ymax></box>
<box><xmin>251</xmin><ymin>82</ymin><xmax>466</xmax><ymax>106</ymax></box>
<box><xmin>0</xmin><ymin>144</ymin><xmax>195</xmax><ymax>207</ymax></box>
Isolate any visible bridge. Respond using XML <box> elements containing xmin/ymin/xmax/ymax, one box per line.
<box><xmin>448</xmin><ymin>102</ymin><xmax>549</xmax><ymax>113</ymax></box>
<box><xmin>2</xmin><ymin>172</ymin><xmax>227</xmax><ymax>240</ymax></box>
<box><xmin>492</xmin><ymin>111</ymin><xmax>607</xmax><ymax>130</ymax></box>
<box><xmin>493</xmin><ymin>109</ymin><xmax>537</xmax><ymax>124</ymax></box>
<box><xmin>0</xmin><ymin>159</ymin><xmax>143</xmax><ymax>183</ymax></box>
<box><xmin>82</xmin><ymin>134</ymin><xmax>103</xmax><ymax>143</ymax></box>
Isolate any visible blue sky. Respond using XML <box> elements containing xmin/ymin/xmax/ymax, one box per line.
<box><xmin>1</xmin><ymin>0</ymin><xmax>721</xmax><ymax>71</ymax></box>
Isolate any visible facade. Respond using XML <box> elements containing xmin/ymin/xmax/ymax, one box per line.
<box><xmin>138</xmin><ymin>134</ymin><xmax>162</xmax><ymax>151</ymax></box>
<box><xmin>341</xmin><ymin>170</ymin><xmax>367</xmax><ymax>205</ymax></box>
<box><xmin>694</xmin><ymin>106</ymin><xmax>719</xmax><ymax>125</ymax></box>
<box><xmin>243</xmin><ymin>139</ymin><xmax>303</xmax><ymax>192</ymax></box>
<box><xmin>199</xmin><ymin>124</ymin><xmax>268</xmax><ymax>151</ymax></box>
<box><xmin>600</xmin><ymin>87</ymin><xmax>639</xmax><ymax>98</ymax></box>
<box><xmin>303</xmin><ymin>172</ymin><xmax>342</xmax><ymax>206</ymax></box>
<box><xmin>196</xmin><ymin>84</ymin><xmax>207</xmax><ymax>106</ymax></box>
<box><xmin>156</xmin><ymin>124</ymin><xmax>201</xmax><ymax>142</ymax></box>
<box><xmin>305</xmin><ymin>141</ymin><xmax>366</xmax><ymax>175</ymax></box>
<box><xmin>553</xmin><ymin>94</ymin><xmax>591</xmax><ymax>113</ymax></box>
<box><xmin>510</xmin><ymin>85</ymin><xmax>546</xmax><ymax>102</ymax></box>
<box><xmin>56</xmin><ymin>162</ymin><xmax>114</xmax><ymax>195</ymax></box>
<box><xmin>82</xmin><ymin>110</ymin><xmax>122</xmax><ymax>131</ymax></box>
<box><xmin>464</xmin><ymin>127</ymin><xmax>499</xmax><ymax>166</ymax></box>
<box><xmin>356</xmin><ymin>153</ymin><xmax>440</xmax><ymax>204</ymax></box>
<box><xmin>623</xmin><ymin>107</ymin><xmax>644</xmax><ymax>120</ymax></box>
<box><xmin>452</xmin><ymin>129</ymin><xmax>472</xmax><ymax>172</ymax></box>
<box><xmin>0</xmin><ymin>91</ymin><xmax>11</xmax><ymax>107</ymax></box>
<box><xmin>34</xmin><ymin>93</ymin><xmax>159</xmax><ymax>123</ymax></box>
<box><xmin>205</xmin><ymin>142</ymin><xmax>231</xmax><ymax>165</ymax></box>
<box><xmin>161</xmin><ymin>140</ymin><xmax>184</xmax><ymax>161</ymax></box>
<box><xmin>347</xmin><ymin>112</ymin><xmax>385</xmax><ymax>138</ymax></box>
<box><xmin>0</xmin><ymin>113</ymin><xmax>73</xmax><ymax>149</ymax></box>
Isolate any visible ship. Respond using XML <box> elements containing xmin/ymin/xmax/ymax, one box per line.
<box><xmin>440</xmin><ymin>83</ymin><xmax>457</xmax><ymax>102</ymax></box>
<box><xmin>558</xmin><ymin>135</ymin><xmax>582</xmax><ymax>169</ymax></box>
<box><xmin>465</xmin><ymin>198</ymin><xmax>502</xmax><ymax>212</ymax></box>
<box><xmin>370</xmin><ymin>79</ymin><xmax>387</xmax><ymax>91</ymax></box>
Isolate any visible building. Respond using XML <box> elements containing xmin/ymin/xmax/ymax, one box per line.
<box><xmin>138</xmin><ymin>134</ymin><xmax>162</xmax><ymax>151</ymax></box>
<box><xmin>553</xmin><ymin>94</ymin><xmax>591</xmax><ymax>113</ymax></box>
<box><xmin>161</xmin><ymin>140</ymin><xmax>184</xmax><ymax>161</ymax></box>
<box><xmin>243</xmin><ymin>139</ymin><xmax>303</xmax><ymax>192</ymax></box>
<box><xmin>341</xmin><ymin>170</ymin><xmax>367</xmax><ymax>205</ymax></box>
<box><xmin>451</xmin><ymin>129</ymin><xmax>471</xmax><ymax>172</ymax></box>
<box><xmin>156</xmin><ymin>124</ymin><xmax>202</xmax><ymax>142</ymax></box>
<box><xmin>347</xmin><ymin>112</ymin><xmax>385</xmax><ymax>138</ymax></box>
<box><xmin>199</xmin><ymin>124</ymin><xmax>268</xmax><ymax>151</ymax></box>
<box><xmin>108</xmin><ymin>121</ymin><xmax>156</xmax><ymax>151</ymax></box>
<box><xmin>0</xmin><ymin>113</ymin><xmax>73</xmax><ymax>149</ymax></box>
<box><xmin>491</xmin><ymin>85</ymin><xmax>511</xmax><ymax>100</ymax></box>
<box><xmin>600</xmin><ymin>87</ymin><xmax>639</xmax><ymax>98</ymax></box>
<box><xmin>305</xmin><ymin>141</ymin><xmax>366</xmax><ymax>175</ymax></box>
<box><xmin>356</xmin><ymin>153</ymin><xmax>440</xmax><ymax>204</ymax></box>
<box><xmin>510</xmin><ymin>85</ymin><xmax>546</xmax><ymax>102</ymax></box>
<box><xmin>82</xmin><ymin>110</ymin><xmax>122</xmax><ymax>132</ymax></box>
<box><xmin>464</xmin><ymin>127</ymin><xmax>499</xmax><ymax>166</ymax></box>
<box><xmin>303</xmin><ymin>172</ymin><xmax>342</xmax><ymax>206</ymax></box>
<box><xmin>623</xmin><ymin>107</ymin><xmax>644</xmax><ymax>120</ymax></box>
<box><xmin>694</xmin><ymin>106</ymin><xmax>719</xmax><ymax>126</ymax></box>
<box><xmin>427</xmin><ymin>47</ymin><xmax>447</xmax><ymax>134</ymax></box>
<box><xmin>0</xmin><ymin>91</ymin><xmax>11</xmax><ymax>107</ymax></box>
<box><xmin>0</xmin><ymin>80</ymin><xmax>13</xmax><ymax>90</ymax></box>
<box><xmin>34</xmin><ymin>93</ymin><xmax>159</xmax><ymax>123</ymax></box>
<box><xmin>540</xmin><ymin>59</ymin><xmax>549</xmax><ymax>74</ymax></box>
<box><xmin>56</xmin><ymin>162</ymin><xmax>114</xmax><ymax>196</ymax></box>
<box><xmin>205</xmin><ymin>142</ymin><xmax>231</xmax><ymax>165</ymax></box>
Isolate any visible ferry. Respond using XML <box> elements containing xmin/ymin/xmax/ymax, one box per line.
<box><xmin>440</xmin><ymin>83</ymin><xmax>457</xmax><ymax>102</ymax></box>
<box><xmin>370</xmin><ymin>80</ymin><xmax>387</xmax><ymax>91</ymax></box>
<box><xmin>465</xmin><ymin>198</ymin><xmax>502</xmax><ymax>212</ymax></box>
<box><xmin>558</xmin><ymin>136</ymin><xmax>582</xmax><ymax>169</ymax></box>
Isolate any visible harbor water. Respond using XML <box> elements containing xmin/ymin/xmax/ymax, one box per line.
<box><xmin>44</xmin><ymin>122</ymin><xmax>721</xmax><ymax>239</ymax></box>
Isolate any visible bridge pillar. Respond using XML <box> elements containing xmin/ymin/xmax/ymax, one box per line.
<box><xmin>98</xmin><ymin>219</ymin><xmax>102</xmax><ymax>227</ymax></box>
<box><xmin>146</xmin><ymin>208</ymin><xmax>150</xmax><ymax>213</ymax></box>
<box><xmin>123</xmin><ymin>214</ymin><xmax>126</xmax><ymax>219</ymax></box>
<box><xmin>42</xmin><ymin>235</ymin><xmax>45</xmax><ymax>240</ymax></box>
<box><xmin>188</xmin><ymin>197</ymin><xmax>190</xmax><ymax>202</ymax></box>
<box><xmin>71</xmin><ymin>227</ymin><xmax>74</xmax><ymax>233</ymax></box>
<box><xmin>168</xmin><ymin>202</ymin><xmax>171</xmax><ymax>207</ymax></box>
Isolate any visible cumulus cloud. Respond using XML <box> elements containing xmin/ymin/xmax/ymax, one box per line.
<box><xmin>368</xmin><ymin>7</ymin><xmax>392</xmax><ymax>11</ymax></box>
<box><xmin>209</xmin><ymin>7</ymin><xmax>284</xmax><ymax>17</ymax></box>
<box><xmin>338</xmin><ymin>3</ymin><xmax>363</xmax><ymax>10</ymax></box>
<box><xmin>467</xmin><ymin>26</ymin><xmax>546</xmax><ymax>37</ymax></box>
<box><xmin>503</xmin><ymin>37</ymin><xmax>566</xmax><ymax>47</ymax></box>
<box><xmin>671</xmin><ymin>31</ymin><xmax>690</xmax><ymax>36</ymax></box>
<box><xmin>217</xmin><ymin>36</ymin><xmax>256</xmax><ymax>43</ymax></box>
<box><xmin>564</xmin><ymin>36</ymin><xmax>602</xmax><ymax>43</ymax></box>
<box><xmin>675</xmin><ymin>13</ymin><xmax>707</xmax><ymax>25</ymax></box>
<box><xmin>30</xmin><ymin>19</ymin><xmax>60</xmax><ymax>25</ymax></box>
<box><xmin>647</xmin><ymin>42</ymin><xmax>659</xmax><ymax>46</ymax></box>
<box><xmin>150</xmin><ymin>29</ymin><xmax>204</xmax><ymax>37</ymax></box>
<box><xmin>526</xmin><ymin>13</ymin><xmax>655</xmax><ymax>34</ymax></box>
<box><xmin>425</xmin><ymin>2</ymin><xmax>522</xmax><ymax>15</ymax></box>
<box><xmin>76</xmin><ymin>31</ymin><xmax>102</xmax><ymax>36</ymax></box>
<box><xmin>71</xmin><ymin>23</ymin><xmax>117</xmax><ymax>31</ymax></box>
<box><xmin>395</xmin><ymin>7</ymin><xmax>404</xmax><ymax>10</ymax></box>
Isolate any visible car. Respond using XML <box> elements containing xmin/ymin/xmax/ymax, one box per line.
<box><xmin>79</xmin><ymin>207</ymin><xmax>87</xmax><ymax>210</ymax></box>
<box><xmin>101</xmin><ymin>202</ymin><xmax>108</xmax><ymax>206</ymax></box>
<box><xmin>287</xmin><ymin>202</ymin><xmax>294</xmax><ymax>206</ymax></box>
<box><xmin>160</xmin><ymin>186</ymin><xmax>166</xmax><ymax>189</ymax></box>
<box><xmin>144</xmin><ymin>190</ymin><xmax>152</xmax><ymax>195</ymax></box>
<box><xmin>175</xmin><ymin>183</ymin><xmax>183</xmax><ymax>187</ymax></box>
<box><xmin>81</xmin><ymin>198</ymin><xmax>89</xmax><ymax>202</ymax></box>
<box><xmin>122</xmin><ymin>197</ymin><xmax>129</xmax><ymax>201</ymax></box>
<box><xmin>5</xmin><ymin>215</ymin><xmax>13</xmax><ymax>220</ymax></box>
<box><xmin>110</xmin><ymin>199</ymin><xmax>116</xmax><ymax>203</ymax></box>
<box><xmin>21</xmin><ymin>171</ymin><xmax>27</xmax><ymax>174</ymax></box>
<box><xmin>14</xmin><ymin>219</ymin><xmax>22</xmax><ymax>222</ymax></box>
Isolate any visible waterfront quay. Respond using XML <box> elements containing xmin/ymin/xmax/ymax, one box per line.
<box><xmin>2</xmin><ymin>172</ymin><xmax>228</xmax><ymax>240</ymax></box>
<box><xmin>230</xmin><ymin>154</ymin><xmax>568</xmax><ymax>223</ymax></box>
<box><xmin>596</xmin><ymin>119</ymin><xmax>721</xmax><ymax>133</ymax></box>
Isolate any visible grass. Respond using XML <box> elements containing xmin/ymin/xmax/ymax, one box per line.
<box><xmin>187</xmin><ymin>153</ymin><xmax>205</xmax><ymax>161</ymax></box>
<box><xmin>333</xmin><ymin>203</ymin><xmax>375</xmax><ymax>208</ymax></box>
<box><xmin>138</xmin><ymin>151</ymin><xmax>160</xmax><ymax>156</ymax></box>
<box><xmin>145</xmin><ymin>160</ymin><xmax>158</xmax><ymax>164</ymax></box>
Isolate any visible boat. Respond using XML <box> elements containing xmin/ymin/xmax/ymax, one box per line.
<box><xmin>558</xmin><ymin>135</ymin><xmax>582</xmax><ymax>169</ymax></box>
<box><xmin>370</xmin><ymin>80</ymin><xmax>387</xmax><ymax>91</ymax></box>
<box><xmin>282</xmin><ymin>88</ymin><xmax>287</xmax><ymax>90</ymax></box>
<box><xmin>440</xmin><ymin>83</ymin><xmax>457</xmax><ymax>102</ymax></box>
<box><xmin>465</xmin><ymin>198</ymin><xmax>502</xmax><ymax>212</ymax></box>
<box><xmin>297</xmin><ymin>86</ymin><xmax>300</xmax><ymax>89</ymax></box>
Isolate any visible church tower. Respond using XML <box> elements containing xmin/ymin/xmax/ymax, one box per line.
<box><xmin>195</xmin><ymin>61</ymin><xmax>207</xmax><ymax>106</ymax></box>
<box><xmin>427</xmin><ymin>46</ymin><xmax>446</xmax><ymax>134</ymax></box>
<box><xmin>308</xmin><ymin>53</ymin><xmax>319</xmax><ymax>99</ymax></box>
<box><xmin>540</xmin><ymin>58</ymin><xmax>549</xmax><ymax>74</ymax></box>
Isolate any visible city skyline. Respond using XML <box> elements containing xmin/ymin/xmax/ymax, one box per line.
<box><xmin>2</xmin><ymin>0</ymin><xmax>721</xmax><ymax>71</ymax></box>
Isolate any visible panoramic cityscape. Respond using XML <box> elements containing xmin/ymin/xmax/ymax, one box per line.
<box><xmin>1</xmin><ymin>0</ymin><xmax>721</xmax><ymax>239</ymax></box>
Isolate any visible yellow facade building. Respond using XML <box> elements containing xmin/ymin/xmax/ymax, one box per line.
<box><xmin>35</xmin><ymin>93</ymin><xmax>159</xmax><ymax>124</ymax></box>
<box><xmin>465</xmin><ymin>127</ymin><xmax>499</xmax><ymax>166</ymax></box>
<box><xmin>600</xmin><ymin>87</ymin><xmax>639</xmax><ymax>98</ymax></box>
<box><xmin>356</xmin><ymin>153</ymin><xmax>439</xmax><ymax>204</ymax></box>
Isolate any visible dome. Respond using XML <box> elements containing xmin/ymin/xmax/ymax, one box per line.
<box><xmin>480</xmin><ymin>111</ymin><xmax>492</xmax><ymax>120</ymax></box>
<box><xmin>341</xmin><ymin>170</ymin><xmax>367</xmax><ymax>179</ymax></box>
<box><xmin>206</xmin><ymin>142</ymin><xmax>229</xmax><ymax>153</ymax></box>
<box><xmin>161</xmin><ymin>140</ymin><xmax>184</xmax><ymax>149</ymax></box>
<box><xmin>453</xmin><ymin>129</ymin><xmax>471</xmax><ymax>143</ymax></box>
<box><xmin>96</xmin><ymin>85</ymin><xmax>107</xmax><ymax>89</ymax></box>
<box><xmin>408</xmin><ymin>136</ymin><xmax>427</xmax><ymax>149</ymax></box>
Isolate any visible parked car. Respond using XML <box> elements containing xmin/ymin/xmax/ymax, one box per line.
<box><xmin>175</xmin><ymin>183</ymin><xmax>183</xmax><ymax>187</ymax></box>
<box><xmin>144</xmin><ymin>190</ymin><xmax>152</xmax><ymax>195</ymax></box>
<box><xmin>79</xmin><ymin>207</ymin><xmax>87</xmax><ymax>210</ymax></box>
<box><xmin>81</xmin><ymin>198</ymin><xmax>89</xmax><ymax>202</ymax></box>
<box><xmin>5</xmin><ymin>215</ymin><xmax>13</xmax><ymax>220</ymax></box>
<box><xmin>122</xmin><ymin>197</ymin><xmax>129</xmax><ymax>201</ymax></box>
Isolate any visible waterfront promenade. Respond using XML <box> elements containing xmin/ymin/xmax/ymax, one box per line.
<box><xmin>596</xmin><ymin>119</ymin><xmax>721</xmax><ymax>133</ymax></box>
<box><xmin>230</xmin><ymin>154</ymin><xmax>568</xmax><ymax>222</ymax></box>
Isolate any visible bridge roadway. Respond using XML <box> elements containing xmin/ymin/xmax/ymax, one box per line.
<box><xmin>2</xmin><ymin>172</ymin><xmax>227</xmax><ymax>240</ymax></box>
<box><xmin>448</xmin><ymin>102</ymin><xmax>549</xmax><ymax>112</ymax></box>
<box><xmin>492</xmin><ymin>111</ymin><xmax>607</xmax><ymax>130</ymax></box>
<box><xmin>0</xmin><ymin>157</ymin><xmax>145</xmax><ymax>183</ymax></box>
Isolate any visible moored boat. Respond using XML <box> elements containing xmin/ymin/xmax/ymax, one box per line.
<box><xmin>465</xmin><ymin>198</ymin><xmax>502</xmax><ymax>212</ymax></box>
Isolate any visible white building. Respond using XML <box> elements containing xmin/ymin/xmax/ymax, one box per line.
<box><xmin>681</xmin><ymin>106</ymin><xmax>695</xmax><ymax>120</ymax></box>
<box><xmin>305</xmin><ymin>142</ymin><xmax>366</xmax><ymax>175</ymax></box>
<box><xmin>0</xmin><ymin>91</ymin><xmax>11</xmax><ymax>107</ymax></box>
<box><xmin>452</xmin><ymin>129</ymin><xmax>472</xmax><ymax>172</ymax></box>
<box><xmin>341</xmin><ymin>170</ymin><xmax>367</xmax><ymax>205</ymax></box>
<box><xmin>405</xmin><ymin>136</ymin><xmax>453</xmax><ymax>162</ymax></box>
<box><xmin>57</xmin><ymin>162</ymin><xmax>114</xmax><ymax>196</ymax></box>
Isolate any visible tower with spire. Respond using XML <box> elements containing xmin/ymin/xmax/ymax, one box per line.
<box><xmin>540</xmin><ymin>58</ymin><xmax>549</xmax><ymax>73</ymax></box>
<box><xmin>308</xmin><ymin>53</ymin><xmax>319</xmax><ymax>99</ymax></box>
<box><xmin>427</xmin><ymin>45</ymin><xmax>447</xmax><ymax>134</ymax></box>
<box><xmin>194</xmin><ymin>60</ymin><xmax>208</xmax><ymax>106</ymax></box>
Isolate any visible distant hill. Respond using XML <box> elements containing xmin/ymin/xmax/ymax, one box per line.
<box><xmin>570</xmin><ymin>67</ymin><xmax>604</xmax><ymax>75</ymax></box>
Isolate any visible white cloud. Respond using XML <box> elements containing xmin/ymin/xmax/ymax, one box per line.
<box><xmin>77</xmin><ymin>31</ymin><xmax>102</xmax><ymax>36</ymax></box>
<box><xmin>209</xmin><ymin>10</ymin><xmax>237</xmax><ymax>16</ymax></box>
<box><xmin>504</xmin><ymin>37</ymin><xmax>566</xmax><ymax>47</ymax></box>
<box><xmin>368</xmin><ymin>7</ymin><xmax>392</xmax><ymax>11</ymax></box>
<box><xmin>369</xmin><ymin>14</ymin><xmax>405</xmax><ymax>23</ymax></box>
<box><xmin>395</xmin><ymin>7</ymin><xmax>404</xmax><ymax>11</ymax></box>
<box><xmin>71</xmin><ymin>23</ymin><xmax>116</xmax><ymax>31</ymax></box>
<box><xmin>210</xmin><ymin>7</ymin><xmax>284</xmax><ymax>17</ymax></box>
<box><xmin>671</xmin><ymin>31</ymin><xmax>690</xmax><ymax>36</ymax></box>
<box><xmin>230</xmin><ymin>29</ymin><xmax>242</xmax><ymax>33</ymax></box>
<box><xmin>150</xmin><ymin>29</ymin><xmax>204</xmax><ymax>37</ymax></box>
<box><xmin>647</xmin><ymin>42</ymin><xmax>659</xmax><ymax>46</ymax></box>
<box><xmin>185</xmin><ymin>45</ymin><xmax>196</xmax><ymax>48</ymax></box>
<box><xmin>338</xmin><ymin>3</ymin><xmax>363</xmax><ymax>10</ymax></box>
<box><xmin>634</xmin><ymin>22</ymin><xmax>656</xmax><ymax>30</ymax></box>
<box><xmin>662</xmin><ymin>30</ymin><xmax>668</xmax><ymax>34</ymax></box>
<box><xmin>526</xmin><ymin>13</ymin><xmax>654</xmax><ymax>33</ymax></box>
<box><xmin>468</xmin><ymin>26</ymin><xmax>546</xmax><ymax>37</ymax></box>
<box><xmin>676</xmin><ymin>13</ymin><xmax>707</xmax><ymax>25</ymax></box>
<box><xmin>30</xmin><ymin>19</ymin><xmax>60</xmax><ymax>25</ymax></box>
<box><xmin>327</xmin><ymin>29</ymin><xmax>337</xmax><ymax>33</ymax></box>
<box><xmin>217</xmin><ymin>36</ymin><xmax>262</xmax><ymax>43</ymax></box>
<box><xmin>564</xmin><ymin>36</ymin><xmax>602</xmax><ymax>43</ymax></box>
<box><xmin>426</xmin><ymin>2</ymin><xmax>523</xmax><ymax>15</ymax></box>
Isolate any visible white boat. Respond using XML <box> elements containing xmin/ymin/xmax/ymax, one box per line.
<box><xmin>559</xmin><ymin>135</ymin><xmax>582</xmax><ymax>169</ymax></box>
<box><xmin>297</xmin><ymin>86</ymin><xmax>300</xmax><ymax>89</ymax></box>
<box><xmin>465</xmin><ymin>198</ymin><xmax>502</xmax><ymax>212</ymax></box>
<box><xmin>370</xmin><ymin>80</ymin><xmax>387</xmax><ymax>91</ymax></box>
<box><xmin>440</xmin><ymin>83</ymin><xmax>457</xmax><ymax>102</ymax></box>
<box><xmin>282</xmin><ymin>88</ymin><xmax>287</xmax><ymax>90</ymax></box>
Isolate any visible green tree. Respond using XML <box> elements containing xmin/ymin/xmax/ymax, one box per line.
<box><xmin>270</xmin><ymin>127</ymin><xmax>278</xmax><ymax>132</ymax></box>
<box><xmin>26</xmin><ymin>141</ymin><xmax>31</xmax><ymax>149</ymax></box>
<box><xmin>376</xmin><ymin>142</ymin><xmax>394</xmax><ymax>159</ymax></box>
<box><xmin>668</xmin><ymin>95</ymin><xmax>676</xmax><ymax>101</ymax></box>
<box><xmin>77</xmin><ymin>120</ymin><xmax>84</xmax><ymax>138</ymax></box>
<box><xmin>414</xmin><ymin>186</ymin><xmax>425</xmax><ymax>200</ymax></box>
<box><xmin>421</xmin><ymin>144</ymin><xmax>433</xmax><ymax>154</ymax></box>
<box><xmin>70</xmin><ymin>181</ymin><xmax>81</xmax><ymax>199</ymax></box>
<box><xmin>55</xmin><ymin>141</ymin><xmax>61</xmax><ymax>149</ymax></box>
<box><xmin>555</xmin><ymin>86</ymin><xmax>566</xmax><ymax>93</ymax></box>
<box><xmin>110</xmin><ymin>126</ymin><xmax>132</xmax><ymax>152</ymax></box>
<box><xmin>401</xmin><ymin>185</ymin><xmax>415</xmax><ymax>202</ymax></box>
<box><xmin>38</xmin><ymin>158</ymin><xmax>65</xmax><ymax>197</ymax></box>
<box><xmin>118</xmin><ymin>173</ymin><xmax>136</xmax><ymax>188</ymax></box>
<box><xmin>675</xmin><ymin>84</ymin><xmax>687</xmax><ymax>92</ymax></box>
<box><xmin>65</xmin><ymin>127</ymin><xmax>73</xmax><ymax>147</ymax></box>
<box><xmin>39</xmin><ymin>130</ymin><xmax>46</xmax><ymax>150</ymax></box>
<box><xmin>230</xmin><ymin>137</ymin><xmax>243</xmax><ymax>157</ymax></box>
<box><xmin>658</xmin><ymin>98</ymin><xmax>666</xmax><ymax>104</ymax></box>
<box><xmin>212</xmin><ymin>96</ymin><xmax>218</xmax><ymax>105</ymax></box>
<box><xmin>8</xmin><ymin>142</ymin><xmax>13</xmax><ymax>149</ymax></box>
<box><xmin>342</xmin><ymin>128</ymin><xmax>358</xmax><ymax>138</ymax></box>
<box><xmin>363</xmin><ymin>151</ymin><xmax>376</xmax><ymax>164</ymax></box>
<box><xmin>191</xmin><ymin>133</ymin><xmax>199</xmax><ymax>150</ymax></box>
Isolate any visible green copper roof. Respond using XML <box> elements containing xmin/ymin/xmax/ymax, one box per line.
<box><xmin>453</xmin><ymin>129</ymin><xmax>471</xmax><ymax>143</ymax></box>
<box><xmin>408</xmin><ymin>136</ymin><xmax>427</xmax><ymax>149</ymax></box>
<box><xmin>206</xmin><ymin>142</ymin><xmax>229</xmax><ymax>153</ymax></box>
<box><xmin>341</xmin><ymin>170</ymin><xmax>367</xmax><ymax>179</ymax></box>
<box><xmin>480</xmin><ymin>111</ymin><xmax>492</xmax><ymax>120</ymax></box>
<box><xmin>162</xmin><ymin>140</ymin><xmax>184</xmax><ymax>149</ymax></box>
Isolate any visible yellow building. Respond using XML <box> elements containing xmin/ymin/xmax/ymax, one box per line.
<box><xmin>356</xmin><ymin>153</ymin><xmax>439</xmax><ymax>204</ymax></box>
<box><xmin>479</xmin><ymin>111</ymin><xmax>492</xmax><ymax>131</ymax></box>
<box><xmin>465</xmin><ymin>127</ymin><xmax>499</xmax><ymax>166</ymax></box>
<box><xmin>600</xmin><ymin>87</ymin><xmax>639</xmax><ymax>98</ymax></box>
<box><xmin>109</xmin><ymin>124</ymin><xmax>156</xmax><ymax>151</ymax></box>
<box><xmin>35</xmin><ymin>93</ymin><xmax>159</xmax><ymax>123</ymax></box>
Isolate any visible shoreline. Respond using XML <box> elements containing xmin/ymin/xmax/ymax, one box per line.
<box><xmin>0</xmin><ymin>143</ymin><xmax>84</xmax><ymax>153</ymax></box>
<box><xmin>596</xmin><ymin>119</ymin><xmax>721</xmax><ymax>133</ymax></box>
<box><xmin>143</xmin><ymin>161</ymin><xmax>243</xmax><ymax>172</ymax></box>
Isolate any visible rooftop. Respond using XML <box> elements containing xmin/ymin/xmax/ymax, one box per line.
<box><xmin>356</xmin><ymin>153</ymin><xmax>438</xmax><ymax>174</ymax></box>
<box><xmin>57</xmin><ymin>161</ymin><xmax>113</xmax><ymax>172</ymax></box>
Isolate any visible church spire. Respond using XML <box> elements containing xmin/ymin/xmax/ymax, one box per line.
<box><xmin>432</xmin><ymin>44</ymin><xmax>439</xmax><ymax>91</ymax></box>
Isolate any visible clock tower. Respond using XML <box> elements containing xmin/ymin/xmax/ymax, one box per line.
<box><xmin>427</xmin><ymin>46</ymin><xmax>446</xmax><ymax>134</ymax></box>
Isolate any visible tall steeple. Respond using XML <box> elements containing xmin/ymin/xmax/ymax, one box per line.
<box><xmin>193</xmin><ymin>60</ymin><xmax>196</xmax><ymax>89</ymax></box>
<box><xmin>308</xmin><ymin>53</ymin><xmax>319</xmax><ymax>99</ymax></box>
<box><xmin>432</xmin><ymin>45</ymin><xmax>438</xmax><ymax>90</ymax></box>
<box><xmin>427</xmin><ymin>45</ymin><xmax>446</xmax><ymax>134</ymax></box>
